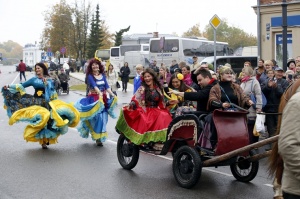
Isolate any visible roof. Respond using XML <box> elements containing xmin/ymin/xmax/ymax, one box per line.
<box><xmin>122</xmin><ymin>33</ymin><xmax>177</xmax><ymax>41</ymax></box>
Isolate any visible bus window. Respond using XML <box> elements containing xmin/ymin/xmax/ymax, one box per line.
<box><xmin>111</xmin><ymin>48</ymin><xmax>120</xmax><ymax>57</ymax></box>
<box><xmin>120</xmin><ymin>45</ymin><xmax>141</xmax><ymax>56</ymax></box>
<box><xmin>143</xmin><ymin>45</ymin><xmax>149</xmax><ymax>51</ymax></box>
<box><xmin>95</xmin><ymin>49</ymin><xmax>110</xmax><ymax>61</ymax></box>
<box><xmin>150</xmin><ymin>39</ymin><xmax>179</xmax><ymax>53</ymax></box>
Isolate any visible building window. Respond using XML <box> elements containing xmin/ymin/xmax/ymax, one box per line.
<box><xmin>275</xmin><ymin>33</ymin><xmax>293</xmax><ymax>67</ymax></box>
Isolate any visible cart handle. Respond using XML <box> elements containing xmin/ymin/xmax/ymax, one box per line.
<box><xmin>257</xmin><ymin>112</ymin><xmax>282</xmax><ymax>115</ymax></box>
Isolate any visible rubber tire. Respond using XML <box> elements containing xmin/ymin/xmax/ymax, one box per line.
<box><xmin>230</xmin><ymin>152</ymin><xmax>259</xmax><ymax>182</ymax></box>
<box><xmin>117</xmin><ymin>134</ymin><xmax>139</xmax><ymax>170</ymax></box>
<box><xmin>172</xmin><ymin>146</ymin><xmax>202</xmax><ymax>189</ymax></box>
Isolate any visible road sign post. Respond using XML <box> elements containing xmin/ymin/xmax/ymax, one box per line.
<box><xmin>159</xmin><ymin>37</ymin><xmax>165</xmax><ymax>63</ymax></box>
<box><xmin>60</xmin><ymin>47</ymin><xmax>66</xmax><ymax>60</ymax></box>
<box><xmin>209</xmin><ymin>14</ymin><xmax>221</xmax><ymax>72</ymax></box>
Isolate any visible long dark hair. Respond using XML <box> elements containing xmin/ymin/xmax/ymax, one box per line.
<box><xmin>35</xmin><ymin>63</ymin><xmax>49</xmax><ymax>76</ymax></box>
<box><xmin>141</xmin><ymin>68</ymin><xmax>163</xmax><ymax>101</ymax></box>
<box><xmin>168</xmin><ymin>73</ymin><xmax>191</xmax><ymax>92</ymax></box>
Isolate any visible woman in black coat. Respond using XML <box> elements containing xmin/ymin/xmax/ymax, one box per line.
<box><xmin>119</xmin><ymin>62</ymin><xmax>131</xmax><ymax>92</ymax></box>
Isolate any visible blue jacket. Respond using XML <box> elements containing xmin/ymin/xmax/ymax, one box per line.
<box><xmin>133</xmin><ymin>75</ymin><xmax>141</xmax><ymax>94</ymax></box>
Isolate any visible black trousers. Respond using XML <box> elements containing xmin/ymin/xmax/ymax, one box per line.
<box><xmin>265</xmin><ymin>114</ymin><xmax>278</xmax><ymax>137</ymax></box>
<box><xmin>20</xmin><ymin>71</ymin><xmax>26</xmax><ymax>81</ymax></box>
<box><xmin>283</xmin><ymin>191</ymin><xmax>300</xmax><ymax>199</ymax></box>
<box><xmin>122</xmin><ymin>81</ymin><xmax>128</xmax><ymax>91</ymax></box>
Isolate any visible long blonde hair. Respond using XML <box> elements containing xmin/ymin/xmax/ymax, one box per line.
<box><xmin>268</xmin><ymin>80</ymin><xmax>300</xmax><ymax>183</ymax></box>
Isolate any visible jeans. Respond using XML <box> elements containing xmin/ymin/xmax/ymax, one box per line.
<box><xmin>20</xmin><ymin>71</ymin><xmax>26</xmax><ymax>81</ymax></box>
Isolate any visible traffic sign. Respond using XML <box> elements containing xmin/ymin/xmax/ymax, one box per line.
<box><xmin>47</xmin><ymin>48</ymin><xmax>52</xmax><ymax>52</ymax></box>
<box><xmin>210</xmin><ymin>14</ymin><xmax>221</xmax><ymax>29</ymax></box>
<box><xmin>60</xmin><ymin>47</ymin><xmax>66</xmax><ymax>54</ymax></box>
<box><xmin>47</xmin><ymin>52</ymin><xmax>53</xmax><ymax>57</ymax></box>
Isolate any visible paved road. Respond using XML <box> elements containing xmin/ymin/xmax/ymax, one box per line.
<box><xmin>0</xmin><ymin>69</ymin><xmax>275</xmax><ymax>199</ymax></box>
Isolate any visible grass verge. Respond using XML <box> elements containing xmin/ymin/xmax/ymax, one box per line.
<box><xmin>70</xmin><ymin>84</ymin><xmax>86</xmax><ymax>91</ymax></box>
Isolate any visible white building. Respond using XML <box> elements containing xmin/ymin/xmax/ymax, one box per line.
<box><xmin>23</xmin><ymin>43</ymin><xmax>44</xmax><ymax>67</ymax></box>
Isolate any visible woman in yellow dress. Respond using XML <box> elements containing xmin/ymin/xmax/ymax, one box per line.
<box><xmin>2</xmin><ymin>63</ymin><xmax>80</xmax><ymax>149</ymax></box>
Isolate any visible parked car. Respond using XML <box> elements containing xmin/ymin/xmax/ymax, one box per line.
<box><xmin>15</xmin><ymin>64</ymin><xmax>33</xmax><ymax>72</ymax></box>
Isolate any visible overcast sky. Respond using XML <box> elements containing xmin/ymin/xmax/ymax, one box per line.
<box><xmin>0</xmin><ymin>0</ymin><xmax>258</xmax><ymax>46</ymax></box>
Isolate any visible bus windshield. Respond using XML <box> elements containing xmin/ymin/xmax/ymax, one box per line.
<box><xmin>120</xmin><ymin>45</ymin><xmax>141</xmax><ymax>56</ymax></box>
<box><xmin>95</xmin><ymin>49</ymin><xmax>110</xmax><ymax>60</ymax></box>
<box><xmin>150</xmin><ymin>39</ymin><xmax>179</xmax><ymax>53</ymax></box>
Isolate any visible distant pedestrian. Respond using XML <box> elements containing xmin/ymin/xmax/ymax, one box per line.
<box><xmin>18</xmin><ymin>59</ymin><xmax>26</xmax><ymax>82</ymax></box>
<box><xmin>63</xmin><ymin>61</ymin><xmax>70</xmax><ymax>76</ymax></box>
<box><xmin>133</xmin><ymin>64</ymin><xmax>143</xmax><ymax>94</ymax></box>
<box><xmin>107</xmin><ymin>64</ymin><xmax>118</xmax><ymax>95</ymax></box>
<box><xmin>149</xmin><ymin>60</ymin><xmax>159</xmax><ymax>76</ymax></box>
<box><xmin>76</xmin><ymin>59</ymin><xmax>81</xmax><ymax>72</ymax></box>
<box><xmin>119</xmin><ymin>62</ymin><xmax>130</xmax><ymax>92</ymax></box>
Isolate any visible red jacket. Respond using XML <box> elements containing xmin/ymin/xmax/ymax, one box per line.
<box><xmin>19</xmin><ymin>62</ymin><xmax>26</xmax><ymax>72</ymax></box>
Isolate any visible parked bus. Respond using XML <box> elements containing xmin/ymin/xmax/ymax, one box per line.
<box><xmin>149</xmin><ymin>37</ymin><xmax>232</xmax><ymax>66</ymax></box>
<box><xmin>110</xmin><ymin>44</ymin><xmax>149</xmax><ymax>72</ymax></box>
<box><xmin>95</xmin><ymin>49</ymin><xmax>110</xmax><ymax>70</ymax></box>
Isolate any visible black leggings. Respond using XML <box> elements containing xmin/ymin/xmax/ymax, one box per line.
<box><xmin>122</xmin><ymin>81</ymin><xmax>128</xmax><ymax>91</ymax></box>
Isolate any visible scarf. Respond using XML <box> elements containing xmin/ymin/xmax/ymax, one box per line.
<box><xmin>241</xmin><ymin>76</ymin><xmax>251</xmax><ymax>83</ymax></box>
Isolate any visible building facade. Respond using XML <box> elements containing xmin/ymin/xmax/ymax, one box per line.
<box><xmin>23</xmin><ymin>43</ymin><xmax>44</xmax><ymax>67</ymax></box>
<box><xmin>254</xmin><ymin>0</ymin><xmax>300</xmax><ymax>67</ymax></box>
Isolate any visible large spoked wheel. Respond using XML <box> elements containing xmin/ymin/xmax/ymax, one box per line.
<box><xmin>117</xmin><ymin>134</ymin><xmax>139</xmax><ymax>170</ymax></box>
<box><xmin>172</xmin><ymin>146</ymin><xmax>202</xmax><ymax>189</ymax></box>
<box><xmin>230</xmin><ymin>152</ymin><xmax>259</xmax><ymax>182</ymax></box>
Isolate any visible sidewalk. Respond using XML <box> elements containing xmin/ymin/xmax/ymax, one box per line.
<box><xmin>69</xmin><ymin>72</ymin><xmax>134</xmax><ymax>92</ymax></box>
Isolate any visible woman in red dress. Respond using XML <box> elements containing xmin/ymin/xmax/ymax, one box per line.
<box><xmin>116</xmin><ymin>68</ymin><xmax>173</xmax><ymax>145</ymax></box>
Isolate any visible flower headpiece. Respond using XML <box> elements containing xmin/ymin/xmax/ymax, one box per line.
<box><xmin>94</xmin><ymin>57</ymin><xmax>101</xmax><ymax>62</ymax></box>
<box><xmin>177</xmin><ymin>73</ymin><xmax>184</xmax><ymax>80</ymax></box>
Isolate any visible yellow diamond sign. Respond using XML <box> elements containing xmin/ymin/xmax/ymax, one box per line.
<box><xmin>210</xmin><ymin>14</ymin><xmax>221</xmax><ymax>29</ymax></box>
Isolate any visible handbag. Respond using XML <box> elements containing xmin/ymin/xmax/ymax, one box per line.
<box><xmin>249</xmin><ymin>80</ymin><xmax>267</xmax><ymax>109</ymax></box>
<box><xmin>116</xmin><ymin>81</ymin><xmax>121</xmax><ymax>88</ymax></box>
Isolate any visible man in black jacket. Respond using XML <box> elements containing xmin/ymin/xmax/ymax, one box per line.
<box><xmin>170</xmin><ymin>69</ymin><xmax>218</xmax><ymax>112</ymax></box>
<box><xmin>261</xmin><ymin>67</ymin><xmax>289</xmax><ymax>139</ymax></box>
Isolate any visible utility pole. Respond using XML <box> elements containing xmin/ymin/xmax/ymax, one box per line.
<box><xmin>257</xmin><ymin>0</ymin><xmax>261</xmax><ymax>61</ymax></box>
<box><xmin>282</xmin><ymin>0</ymin><xmax>288</xmax><ymax>71</ymax></box>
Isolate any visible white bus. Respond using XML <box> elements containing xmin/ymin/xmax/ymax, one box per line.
<box><xmin>110</xmin><ymin>44</ymin><xmax>149</xmax><ymax>71</ymax></box>
<box><xmin>149</xmin><ymin>37</ymin><xmax>232</xmax><ymax>66</ymax></box>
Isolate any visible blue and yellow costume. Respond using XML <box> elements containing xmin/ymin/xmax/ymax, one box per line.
<box><xmin>74</xmin><ymin>74</ymin><xmax>117</xmax><ymax>143</ymax></box>
<box><xmin>2</xmin><ymin>77</ymin><xmax>80</xmax><ymax>145</ymax></box>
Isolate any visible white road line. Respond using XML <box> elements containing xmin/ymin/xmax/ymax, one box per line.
<box><xmin>85</xmin><ymin>138</ymin><xmax>273</xmax><ymax>186</ymax></box>
<box><xmin>264</xmin><ymin>184</ymin><xmax>273</xmax><ymax>187</ymax></box>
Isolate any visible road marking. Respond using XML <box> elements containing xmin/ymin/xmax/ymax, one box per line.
<box><xmin>107</xmin><ymin>139</ymin><xmax>233</xmax><ymax>177</ymax></box>
<box><xmin>87</xmin><ymin>139</ymin><xmax>274</xmax><ymax>186</ymax></box>
<box><xmin>264</xmin><ymin>184</ymin><xmax>273</xmax><ymax>187</ymax></box>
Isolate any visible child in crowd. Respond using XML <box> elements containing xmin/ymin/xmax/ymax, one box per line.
<box><xmin>133</xmin><ymin>64</ymin><xmax>143</xmax><ymax>94</ymax></box>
